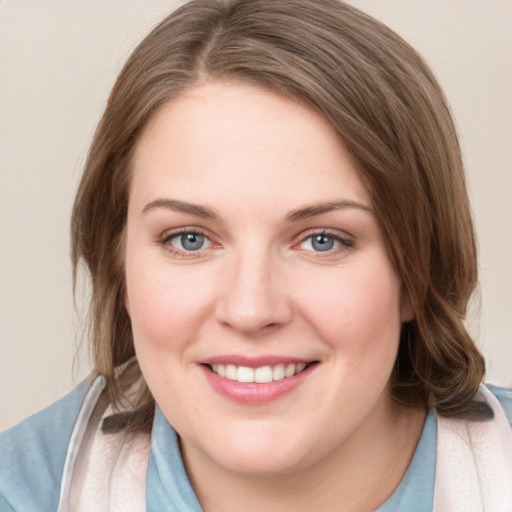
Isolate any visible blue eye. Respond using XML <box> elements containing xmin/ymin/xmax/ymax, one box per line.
<box><xmin>310</xmin><ymin>234</ymin><xmax>335</xmax><ymax>251</ymax></box>
<box><xmin>181</xmin><ymin>233</ymin><xmax>205</xmax><ymax>250</ymax></box>
<box><xmin>168</xmin><ymin>232</ymin><xmax>208</xmax><ymax>251</ymax></box>
<box><xmin>299</xmin><ymin>232</ymin><xmax>349</xmax><ymax>253</ymax></box>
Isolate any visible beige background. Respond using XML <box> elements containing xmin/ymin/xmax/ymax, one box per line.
<box><xmin>1</xmin><ymin>0</ymin><xmax>511</xmax><ymax>430</ymax></box>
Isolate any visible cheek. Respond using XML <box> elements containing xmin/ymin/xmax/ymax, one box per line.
<box><xmin>298</xmin><ymin>260</ymin><xmax>403</xmax><ymax>356</ymax></box>
<box><xmin>125</xmin><ymin>257</ymin><xmax>214</xmax><ymax>351</ymax></box>
<box><xmin>299</xmin><ymin>261</ymin><xmax>403</xmax><ymax>418</ymax></box>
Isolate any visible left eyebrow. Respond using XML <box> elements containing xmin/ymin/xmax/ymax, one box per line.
<box><xmin>142</xmin><ymin>199</ymin><xmax>220</xmax><ymax>220</ymax></box>
<box><xmin>286</xmin><ymin>200</ymin><xmax>372</xmax><ymax>222</ymax></box>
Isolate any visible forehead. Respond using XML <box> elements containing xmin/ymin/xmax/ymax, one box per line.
<box><xmin>130</xmin><ymin>81</ymin><xmax>370</xmax><ymax>213</ymax></box>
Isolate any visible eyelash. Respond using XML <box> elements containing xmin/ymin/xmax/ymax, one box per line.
<box><xmin>159</xmin><ymin>228</ymin><xmax>214</xmax><ymax>258</ymax></box>
<box><xmin>295</xmin><ymin>229</ymin><xmax>353</xmax><ymax>255</ymax></box>
<box><xmin>158</xmin><ymin>228</ymin><xmax>353</xmax><ymax>258</ymax></box>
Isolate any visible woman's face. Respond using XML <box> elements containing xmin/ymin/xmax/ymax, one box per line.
<box><xmin>125</xmin><ymin>81</ymin><xmax>410</xmax><ymax>476</ymax></box>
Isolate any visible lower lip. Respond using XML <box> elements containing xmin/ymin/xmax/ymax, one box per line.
<box><xmin>200</xmin><ymin>364</ymin><xmax>317</xmax><ymax>405</ymax></box>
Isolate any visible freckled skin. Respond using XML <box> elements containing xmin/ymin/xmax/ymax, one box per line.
<box><xmin>124</xmin><ymin>81</ymin><xmax>421</xmax><ymax>510</ymax></box>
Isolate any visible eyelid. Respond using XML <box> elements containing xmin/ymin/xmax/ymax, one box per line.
<box><xmin>160</xmin><ymin>225</ymin><xmax>206</xmax><ymax>240</ymax></box>
<box><xmin>158</xmin><ymin>226</ymin><xmax>219</xmax><ymax>257</ymax></box>
<box><xmin>293</xmin><ymin>228</ymin><xmax>354</xmax><ymax>252</ymax></box>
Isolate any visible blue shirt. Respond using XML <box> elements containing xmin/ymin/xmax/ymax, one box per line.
<box><xmin>1</xmin><ymin>384</ymin><xmax>511</xmax><ymax>511</ymax></box>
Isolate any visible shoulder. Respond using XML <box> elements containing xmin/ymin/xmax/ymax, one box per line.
<box><xmin>0</xmin><ymin>380</ymin><xmax>91</xmax><ymax>511</ymax></box>
<box><xmin>487</xmin><ymin>384</ymin><xmax>512</xmax><ymax>426</ymax></box>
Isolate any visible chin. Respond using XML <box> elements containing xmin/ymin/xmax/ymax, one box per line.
<box><xmin>190</xmin><ymin>423</ymin><xmax>320</xmax><ymax>477</ymax></box>
<box><xmin>215</xmin><ymin>448</ymin><xmax>309</xmax><ymax>477</ymax></box>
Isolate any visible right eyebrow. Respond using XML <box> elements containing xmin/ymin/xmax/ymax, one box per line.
<box><xmin>285</xmin><ymin>200</ymin><xmax>372</xmax><ymax>222</ymax></box>
<box><xmin>141</xmin><ymin>199</ymin><xmax>220</xmax><ymax>220</ymax></box>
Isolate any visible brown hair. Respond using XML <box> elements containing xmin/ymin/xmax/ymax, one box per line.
<box><xmin>71</xmin><ymin>0</ymin><xmax>487</xmax><ymax>432</ymax></box>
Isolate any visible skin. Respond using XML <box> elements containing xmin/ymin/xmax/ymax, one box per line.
<box><xmin>124</xmin><ymin>81</ymin><xmax>425</xmax><ymax>511</ymax></box>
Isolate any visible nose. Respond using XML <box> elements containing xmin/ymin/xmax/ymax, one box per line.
<box><xmin>215</xmin><ymin>250</ymin><xmax>293</xmax><ymax>336</ymax></box>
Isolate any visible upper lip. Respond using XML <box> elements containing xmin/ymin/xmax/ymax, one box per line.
<box><xmin>199</xmin><ymin>355</ymin><xmax>317</xmax><ymax>368</ymax></box>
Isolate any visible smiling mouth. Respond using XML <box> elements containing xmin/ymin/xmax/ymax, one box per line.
<box><xmin>204</xmin><ymin>362</ymin><xmax>317</xmax><ymax>384</ymax></box>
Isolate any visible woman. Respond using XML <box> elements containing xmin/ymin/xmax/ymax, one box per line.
<box><xmin>1</xmin><ymin>0</ymin><xmax>511</xmax><ymax>510</ymax></box>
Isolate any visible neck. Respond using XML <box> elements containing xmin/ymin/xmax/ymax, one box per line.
<box><xmin>181</xmin><ymin>397</ymin><xmax>427</xmax><ymax>512</ymax></box>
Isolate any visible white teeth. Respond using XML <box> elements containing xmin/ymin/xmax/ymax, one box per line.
<box><xmin>255</xmin><ymin>365</ymin><xmax>273</xmax><ymax>383</ymax></box>
<box><xmin>285</xmin><ymin>364</ymin><xmax>296</xmax><ymax>378</ymax></box>
<box><xmin>209</xmin><ymin>362</ymin><xmax>312</xmax><ymax>383</ymax></box>
<box><xmin>237</xmin><ymin>366</ymin><xmax>255</xmax><ymax>383</ymax></box>
<box><xmin>226</xmin><ymin>364</ymin><xmax>237</xmax><ymax>380</ymax></box>
<box><xmin>272</xmin><ymin>364</ymin><xmax>285</xmax><ymax>381</ymax></box>
<box><xmin>295</xmin><ymin>363</ymin><xmax>306</xmax><ymax>374</ymax></box>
